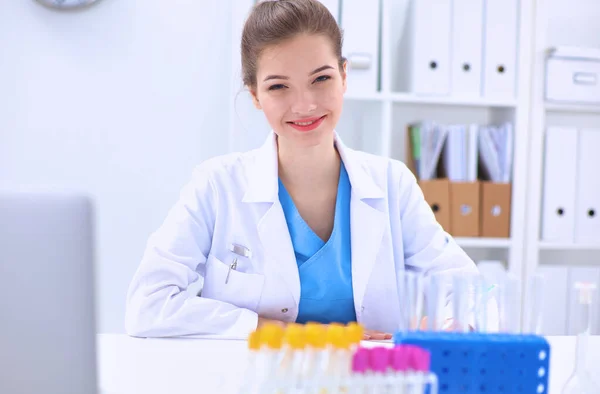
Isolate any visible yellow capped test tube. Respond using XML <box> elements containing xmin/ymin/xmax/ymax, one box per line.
<box><xmin>326</xmin><ymin>323</ymin><xmax>350</xmax><ymax>350</ymax></box>
<box><xmin>261</xmin><ymin>323</ymin><xmax>284</xmax><ymax>350</ymax></box>
<box><xmin>280</xmin><ymin>323</ymin><xmax>307</xmax><ymax>391</ymax></box>
<box><xmin>345</xmin><ymin>322</ymin><xmax>364</xmax><ymax>347</ymax></box>
<box><xmin>240</xmin><ymin>330</ymin><xmax>263</xmax><ymax>394</ymax></box>
<box><xmin>304</xmin><ymin>323</ymin><xmax>327</xmax><ymax>349</ymax></box>
<box><xmin>283</xmin><ymin>323</ymin><xmax>306</xmax><ymax>350</ymax></box>
<box><xmin>255</xmin><ymin>324</ymin><xmax>284</xmax><ymax>393</ymax></box>
<box><xmin>305</xmin><ymin>322</ymin><xmax>327</xmax><ymax>349</ymax></box>
<box><xmin>248</xmin><ymin>330</ymin><xmax>261</xmax><ymax>351</ymax></box>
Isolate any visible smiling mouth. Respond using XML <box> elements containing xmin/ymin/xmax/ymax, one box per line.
<box><xmin>286</xmin><ymin>115</ymin><xmax>326</xmax><ymax>126</ymax></box>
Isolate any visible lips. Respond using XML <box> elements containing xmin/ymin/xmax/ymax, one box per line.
<box><xmin>286</xmin><ymin>115</ymin><xmax>327</xmax><ymax>132</ymax></box>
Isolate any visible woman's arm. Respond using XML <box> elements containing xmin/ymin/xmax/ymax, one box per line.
<box><xmin>124</xmin><ymin>165</ymin><xmax>258</xmax><ymax>338</ymax></box>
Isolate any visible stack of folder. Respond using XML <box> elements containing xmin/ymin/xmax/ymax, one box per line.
<box><xmin>406</xmin><ymin>122</ymin><xmax>513</xmax><ymax>238</ymax></box>
<box><xmin>405</xmin><ymin>0</ymin><xmax>518</xmax><ymax>100</ymax></box>
<box><xmin>542</xmin><ymin>127</ymin><xmax>600</xmax><ymax>244</ymax></box>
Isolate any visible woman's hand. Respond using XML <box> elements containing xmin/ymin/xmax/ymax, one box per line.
<box><xmin>257</xmin><ymin>316</ymin><xmax>287</xmax><ymax>329</ymax></box>
<box><xmin>363</xmin><ymin>329</ymin><xmax>393</xmax><ymax>340</ymax></box>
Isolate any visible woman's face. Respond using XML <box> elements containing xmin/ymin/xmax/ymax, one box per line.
<box><xmin>251</xmin><ymin>34</ymin><xmax>347</xmax><ymax>148</ymax></box>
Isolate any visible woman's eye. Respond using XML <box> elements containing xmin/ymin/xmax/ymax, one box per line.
<box><xmin>314</xmin><ymin>75</ymin><xmax>331</xmax><ymax>83</ymax></box>
<box><xmin>268</xmin><ymin>84</ymin><xmax>286</xmax><ymax>91</ymax></box>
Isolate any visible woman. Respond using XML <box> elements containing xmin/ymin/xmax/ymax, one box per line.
<box><xmin>125</xmin><ymin>0</ymin><xmax>479</xmax><ymax>340</ymax></box>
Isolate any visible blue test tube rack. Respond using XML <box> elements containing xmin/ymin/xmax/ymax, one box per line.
<box><xmin>393</xmin><ymin>331</ymin><xmax>550</xmax><ymax>394</ymax></box>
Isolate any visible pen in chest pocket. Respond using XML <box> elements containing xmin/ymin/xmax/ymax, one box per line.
<box><xmin>225</xmin><ymin>243</ymin><xmax>252</xmax><ymax>284</ymax></box>
<box><xmin>225</xmin><ymin>260</ymin><xmax>237</xmax><ymax>284</ymax></box>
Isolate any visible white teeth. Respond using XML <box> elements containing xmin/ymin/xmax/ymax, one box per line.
<box><xmin>293</xmin><ymin>120</ymin><xmax>314</xmax><ymax>126</ymax></box>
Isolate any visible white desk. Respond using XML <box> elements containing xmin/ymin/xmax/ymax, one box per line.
<box><xmin>97</xmin><ymin>334</ymin><xmax>600</xmax><ymax>394</ymax></box>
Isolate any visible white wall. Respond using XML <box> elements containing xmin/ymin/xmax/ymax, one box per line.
<box><xmin>0</xmin><ymin>0</ymin><xmax>233</xmax><ymax>333</ymax></box>
<box><xmin>546</xmin><ymin>0</ymin><xmax>600</xmax><ymax>48</ymax></box>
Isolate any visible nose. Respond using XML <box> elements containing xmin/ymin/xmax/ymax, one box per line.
<box><xmin>290</xmin><ymin>89</ymin><xmax>317</xmax><ymax>115</ymax></box>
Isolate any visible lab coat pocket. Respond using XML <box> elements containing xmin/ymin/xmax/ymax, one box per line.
<box><xmin>202</xmin><ymin>254</ymin><xmax>265</xmax><ymax>312</ymax></box>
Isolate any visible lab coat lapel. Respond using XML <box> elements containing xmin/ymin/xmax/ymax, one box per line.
<box><xmin>335</xmin><ymin>134</ymin><xmax>387</xmax><ymax>316</ymax></box>
<box><xmin>257</xmin><ymin>202</ymin><xmax>301</xmax><ymax>306</ymax></box>
<box><xmin>242</xmin><ymin>132</ymin><xmax>300</xmax><ymax>306</ymax></box>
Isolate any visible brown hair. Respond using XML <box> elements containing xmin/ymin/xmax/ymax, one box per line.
<box><xmin>241</xmin><ymin>0</ymin><xmax>345</xmax><ymax>90</ymax></box>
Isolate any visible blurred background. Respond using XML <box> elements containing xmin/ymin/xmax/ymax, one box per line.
<box><xmin>2</xmin><ymin>0</ymin><xmax>600</xmax><ymax>337</ymax></box>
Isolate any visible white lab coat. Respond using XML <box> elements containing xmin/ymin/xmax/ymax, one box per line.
<box><xmin>125</xmin><ymin>132</ymin><xmax>480</xmax><ymax>338</ymax></box>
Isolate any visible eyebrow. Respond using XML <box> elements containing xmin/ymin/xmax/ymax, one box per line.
<box><xmin>262</xmin><ymin>65</ymin><xmax>335</xmax><ymax>82</ymax></box>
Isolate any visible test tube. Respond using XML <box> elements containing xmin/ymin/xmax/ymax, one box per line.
<box><xmin>425</xmin><ymin>273</ymin><xmax>451</xmax><ymax>331</ymax></box>
<box><xmin>397</xmin><ymin>270</ymin><xmax>425</xmax><ymax>332</ymax></box>
<box><xmin>498</xmin><ymin>274</ymin><xmax>522</xmax><ymax>334</ymax></box>
<box><xmin>390</xmin><ymin>346</ymin><xmax>410</xmax><ymax>392</ymax></box>
<box><xmin>472</xmin><ymin>275</ymin><xmax>489</xmax><ymax>333</ymax></box>
<box><xmin>497</xmin><ymin>274</ymin><xmax>522</xmax><ymax>333</ymax></box>
<box><xmin>451</xmin><ymin>274</ymin><xmax>468</xmax><ymax>332</ymax></box>
<box><xmin>369</xmin><ymin>347</ymin><xmax>391</xmax><ymax>394</ymax></box>
<box><xmin>451</xmin><ymin>273</ymin><xmax>480</xmax><ymax>332</ymax></box>
<box><xmin>523</xmin><ymin>273</ymin><xmax>544</xmax><ymax>334</ymax></box>
<box><xmin>410</xmin><ymin>346</ymin><xmax>432</xmax><ymax>394</ymax></box>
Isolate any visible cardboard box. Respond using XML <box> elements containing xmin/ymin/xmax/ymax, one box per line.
<box><xmin>449</xmin><ymin>181</ymin><xmax>481</xmax><ymax>237</ymax></box>
<box><xmin>419</xmin><ymin>179</ymin><xmax>451</xmax><ymax>232</ymax></box>
<box><xmin>481</xmin><ymin>182</ymin><xmax>512</xmax><ymax>238</ymax></box>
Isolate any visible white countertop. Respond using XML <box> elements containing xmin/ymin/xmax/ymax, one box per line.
<box><xmin>97</xmin><ymin>334</ymin><xmax>600</xmax><ymax>394</ymax></box>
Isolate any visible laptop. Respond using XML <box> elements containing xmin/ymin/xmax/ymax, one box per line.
<box><xmin>0</xmin><ymin>192</ymin><xmax>97</xmax><ymax>393</ymax></box>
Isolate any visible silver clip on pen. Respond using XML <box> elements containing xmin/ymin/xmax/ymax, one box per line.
<box><xmin>225</xmin><ymin>259</ymin><xmax>237</xmax><ymax>284</ymax></box>
<box><xmin>225</xmin><ymin>243</ymin><xmax>251</xmax><ymax>284</ymax></box>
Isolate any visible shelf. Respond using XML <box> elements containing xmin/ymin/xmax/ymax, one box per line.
<box><xmin>538</xmin><ymin>242</ymin><xmax>600</xmax><ymax>251</ymax></box>
<box><xmin>343</xmin><ymin>92</ymin><xmax>386</xmax><ymax>102</ymax></box>
<box><xmin>545</xmin><ymin>102</ymin><xmax>600</xmax><ymax>114</ymax></box>
<box><xmin>344</xmin><ymin>92</ymin><xmax>517</xmax><ymax>108</ymax></box>
<box><xmin>455</xmin><ymin>237</ymin><xmax>512</xmax><ymax>248</ymax></box>
<box><xmin>388</xmin><ymin>93</ymin><xmax>517</xmax><ymax>108</ymax></box>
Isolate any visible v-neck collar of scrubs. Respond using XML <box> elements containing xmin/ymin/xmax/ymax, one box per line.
<box><xmin>277</xmin><ymin>164</ymin><xmax>344</xmax><ymax>267</ymax></box>
<box><xmin>277</xmin><ymin>161</ymin><xmax>357</xmax><ymax>324</ymax></box>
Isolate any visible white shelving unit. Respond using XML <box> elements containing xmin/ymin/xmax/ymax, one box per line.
<box><xmin>525</xmin><ymin>0</ymin><xmax>600</xmax><ymax>277</ymax></box>
<box><xmin>339</xmin><ymin>0</ymin><xmax>534</xmax><ymax>281</ymax></box>
<box><xmin>523</xmin><ymin>0</ymin><xmax>600</xmax><ymax>334</ymax></box>
<box><xmin>228</xmin><ymin>0</ymin><xmax>535</xmax><ymax>282</ymax></box>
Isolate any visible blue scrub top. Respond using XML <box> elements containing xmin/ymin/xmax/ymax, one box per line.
<box><xmin>278</xmin><ymin>162</ymin><xmax>357</xmax><ymax>324</ymax></box>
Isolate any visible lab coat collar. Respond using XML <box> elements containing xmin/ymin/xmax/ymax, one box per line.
<box><xmin>242</xmin><ymin>131</ymin><xmax>385</xmax><ymax>203</ymax></box>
